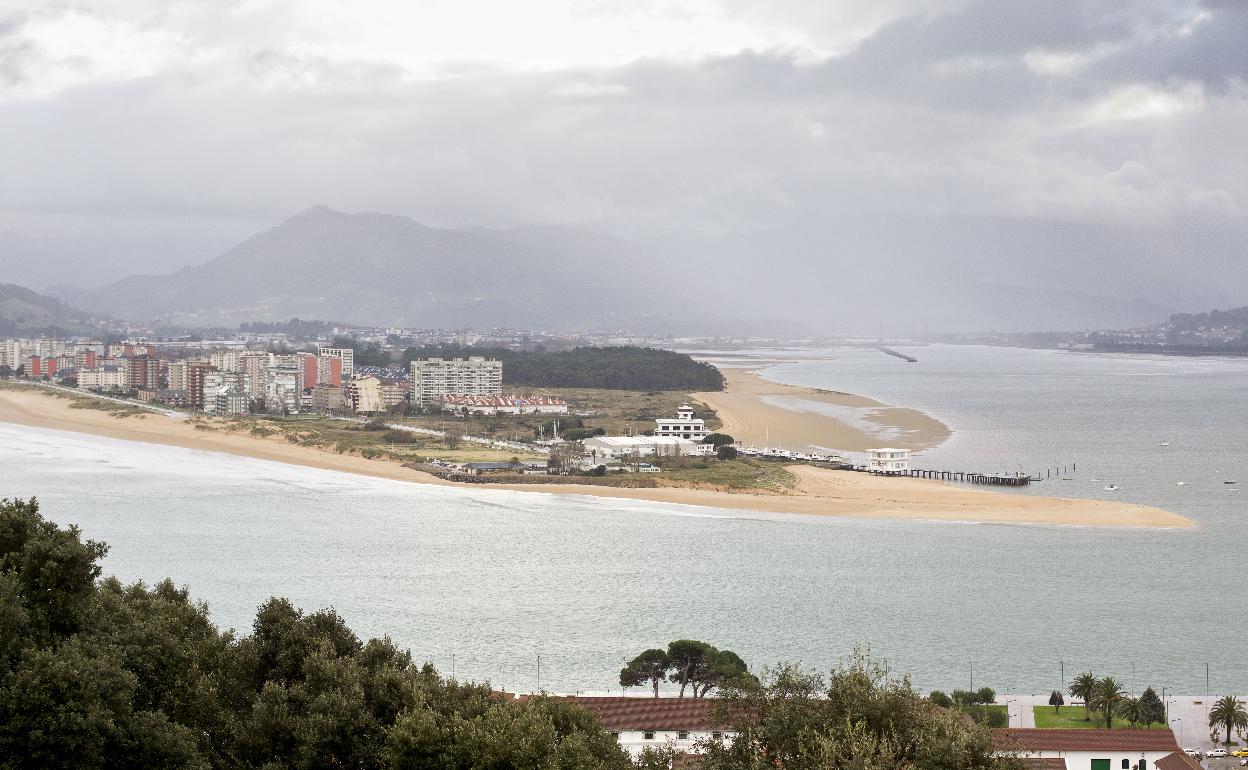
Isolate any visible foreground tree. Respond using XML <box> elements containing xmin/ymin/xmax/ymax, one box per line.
<box><xmin>1049</xmin><ymin>690</ymin><xmax>1064</xmax><ymax>714</ymax></box>
<box><xmin>1118</xmin><ymin>696</ymin><xmax>1143</xmax><ymax>728</ymax></box>
<box><xmin>1070</xmin><ymin>672</ymin><xmax>1097</xmax><ymax>722</ymax></box>
<box><xmin>699</xmin><ymin>651</ymin><xmax>1021</xmax><ymax>770</ymax></box>
<box><xmin>1209</xmin><ymin>695</ymin><xmax>1248</xmax><ymax>745</ymax></box>
<box><xmin>1091</xmin><ymin>676</ymin><xmax>1127</xmax><ymax>729</ymax></box>
<box><xmin>0</xmin><ymin>498</ymin><xmax>633</xmax><ymax>770</ymax></box>
<box><xmin>620</xmin><ymin>649</ymin><xmax>670</xmax><ymax>697</ymax></box>
<box><xmin>1140</xmin><ymin>686</ymin><xmax>1165</xmax><ymax>726</ymax></box>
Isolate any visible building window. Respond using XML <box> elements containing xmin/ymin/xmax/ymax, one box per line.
<box><xmin>644</xmin><ymin>732</ymin><xmax>655</xmax><ymax>741</ymax></box>
<box><xmin>610</xmin><ymin>732</ymin><xmax>618</xmax><ymax>739</ymax></box>
<box><xmin>712</xmin><ymin>732</ymin><xmax>723</xmax><ymax>740</ymax></box>
<box><xmin>678</xmin><ymin>731</ymin><xmax>689</xmax><ymax>740</ymax></box>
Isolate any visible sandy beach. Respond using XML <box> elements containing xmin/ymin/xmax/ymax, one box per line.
<box><xmin>0</xmin><ymin>385</ymin><xmax>1189</xmax><ymax>529</ymax></box>
<box><xmin>693</xmin><ymin>368</ymin><xmax>950</xmax><ymax>452</ymax></box>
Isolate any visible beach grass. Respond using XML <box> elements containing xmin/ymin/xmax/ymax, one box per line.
<box><xmin>656</xmin><ymin>458</ymin><xmax>797</xmax><ymax>492</ymax></box>
<box><xmin>221</xmin><ymin>415</ymin><xmax>546</xmax><ymax>464</ymax></box>
<box><xmin>1031</xmin><ymin>705</ymin><xmax>1164</xmax><ymax>729</ymax></box>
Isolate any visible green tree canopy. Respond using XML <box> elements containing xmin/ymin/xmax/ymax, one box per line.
<box><xmin>1049</xmin><ymin>690</ymin><xmax>1064</xmax><ymax>713</ymax></box>
<box><xmin>1091</xmin><ymin>676</ymin><xmax>1127</xmax><ymax>730</ymax></box>
<box><xmin>620</xmin><ymin>649</ymin><xmax>669</xmax><ymax>698</ymax></box>
<box><xmin>698</xmin><ymin>651</ymin><xmax>1020</xmax><ymax>770</ymax></box>
<box><xmin>0</xmin><ymin>497</ymin><xmax>632</xmax><ymax>770</ymax></box>
<box><xmin>1139</xmin><ymin>686</ymin><xmax>1165</xmax><ymax>726</ymax></box>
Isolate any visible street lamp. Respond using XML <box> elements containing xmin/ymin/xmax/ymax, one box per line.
<box><xmin>1171</xmin><ymin>718</ymin><xmax>1183</xmax><ymax>746</ymax></box>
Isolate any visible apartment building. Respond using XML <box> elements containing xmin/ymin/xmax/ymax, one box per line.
<box><xmin>409</xmin><ymin>356</ymin><xmax>502</xmax><ymax>406</ymax></box>
<box><xmin>347</xmin><ymin>376</ymin><xmax>384</xmax><ymax>414</ymax></box>
<box><xmin>316</xmin><ymin>347</ymin><xmax>354</xmax><ymax>380</ymax></box>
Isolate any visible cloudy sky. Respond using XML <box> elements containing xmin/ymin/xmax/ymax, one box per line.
<box><xmin>1</xmin><ymin>0</ymin><xmax>1246</xmax><ymax>323</ymax></box>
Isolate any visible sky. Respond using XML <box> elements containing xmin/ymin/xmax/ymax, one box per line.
<box><xmin>1</xmin><ymin>0</ymin><xmax>1246</xmax><ymax>327</ymax></box>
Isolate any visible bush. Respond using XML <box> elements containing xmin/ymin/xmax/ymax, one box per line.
<box><xmin>363</xmin><ymin>418</ymin><xmax>388</xmax><ymax>431</ymax></box>
<box><xmin>717</xmin><ymin>446</ymin><xmax>739</xmax><ymax>460</ymax></box>
<box><xmin>382</xmin><ymin>429</ymin><xmax>420</xmax><ymax>444</ymax></box>
<box><xmin>929</xmin><ymin>690</ymin><xmax>953</xmax><ymax>708</ymax></box>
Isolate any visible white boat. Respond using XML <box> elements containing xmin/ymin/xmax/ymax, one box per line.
<box><xmin>1157</xmin><ymin>441</ymin><xmax>1170</xmax><ymax>447</ymax></box>
<box><xmin>1176</xmin><ymin>481</ymin><xmax>1187</xmax><ymax>486</ymax></box>
<box><xmin>1104</xmin><ymin>485</ymin><xmax>1120</xmax><ymax>491</ymax></box>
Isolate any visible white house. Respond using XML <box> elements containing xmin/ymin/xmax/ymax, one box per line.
<box><xmin>654</xmin><ymin>404</ymin><xmax>711</xmax><ymax>441</ymax></box>
<box><xmin>582</xmin><ymin>435</ymin><xmax>713</xmax><ymax>461</ymax></box>
<box><xmin>993</xmin><ymin>728</ymin><xmax>1184</xmax><ymax>770</ymax></box>
<box><xmin>564</xmin><ymin>696</ymin><xmax>734</xmax><ymax>762</ymax></box>
<box><xmin>867</xmin><ymin>447</ymin><xmax>910</xmax><ymax>473</ymax></box>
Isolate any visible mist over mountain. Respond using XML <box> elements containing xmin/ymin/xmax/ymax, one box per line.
<box><xmin>53</xmin><ymin>205</ymin><xmax>1229</xmax><ymax>334</ymax></box>
<box><xmin>60</xmin><ymin>206</ymin><xmax>800</xmax><ymax>335</ymax></box>
<box><xmin>0</xmin><ymin>284</ymin><xmax>110</xmax><ymax>337</ymax></box>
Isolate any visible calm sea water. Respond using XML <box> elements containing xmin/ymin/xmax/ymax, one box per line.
<box><xmin>6</xmin><ymin>344</ymin><xmax>1246</xmax><ymax>697</ymax></box>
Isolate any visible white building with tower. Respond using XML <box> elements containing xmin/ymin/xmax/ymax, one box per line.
<box><xmin>654</xmin><ymin>404</ymin><xmax>710</xmax><ymax>441</ymax></box>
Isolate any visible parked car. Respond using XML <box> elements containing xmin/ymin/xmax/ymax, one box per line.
<box><xmin>1186</xmin><ymin>748</ymin><xmax>1204</xmax><ymax>758</ymax></box>
<box><xmin>1232</xmin><ymin>748</ymin><xmax>1248</xmax><ymax>757</ymax></box>
<box><xmin>1207</xmin><ymin>748</ymin><xmax>1228</xmax><ymax>758</ymax></box>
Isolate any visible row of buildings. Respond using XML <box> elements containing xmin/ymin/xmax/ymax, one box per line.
<box><xmin>3</xmin><ymin>337</ymin><xmax>560</xmax><ymax>419</ymax></box>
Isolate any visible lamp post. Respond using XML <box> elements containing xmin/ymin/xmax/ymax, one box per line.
<box><xmin>1171</xmin><ymin>718</ymin><xmax>1183</xmax><ymax>746</ymax></box>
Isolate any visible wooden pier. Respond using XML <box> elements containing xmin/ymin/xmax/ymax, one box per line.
<box><xmin>868</xmin><ymin>468</ymin><xmax>1031</xmax><ymax>487</ymax></box>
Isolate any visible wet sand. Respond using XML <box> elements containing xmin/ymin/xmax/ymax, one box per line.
<box><xmin>692</xmin><ymin>368</ymin><xmax>951</xmax><ymax>452</ymax></box>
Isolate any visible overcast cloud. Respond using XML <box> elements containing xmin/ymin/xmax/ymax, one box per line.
<box><xmin>0</xmin><ymin>0</ymin><xmax>1245</xmax><ymax>328</ymax></box>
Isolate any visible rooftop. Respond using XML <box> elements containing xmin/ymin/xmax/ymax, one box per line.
<box><xmin>563</xmin><ymin>696</ymin><xmax>725</xmax><ymax>731</ymax></box>
<box><xmin>993</xmin><ymin>728</ymin><xmax>1179</xmax><ymax>754</ymax></box>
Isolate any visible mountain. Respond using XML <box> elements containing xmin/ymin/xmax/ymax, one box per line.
<box><xmin>0</xmin><ymin>284</ymin><xmax>111</xmax><ymax>337</ymax></box>
<box><xmin>61</xmin><ymin>206</ymin><xmax>710</xmax><ymax>331</ymax></box>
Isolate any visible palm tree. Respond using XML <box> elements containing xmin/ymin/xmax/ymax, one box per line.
<box><xmin>1070</xmin><ymin>672</ymin><xmax>1097</xmax><ymax>722</ymax></box>
<box><xmin>1091</xmin><ymin>676</ymin><xmax>1127</xmax><ymax>729</ymax></box>
<box><xmin>1117</xmin><ymin>696</ymin><xmax>1143</xmax><ymax>728</ymax></box>
<box><xmin>1208</xmin><ymin>695</ymin><xmax>1248</xmax><ymax>745</ymax></box>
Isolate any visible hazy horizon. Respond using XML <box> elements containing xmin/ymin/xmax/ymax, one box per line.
<box><xmin>2</xmin><ymin>0</ymin><xmax>1245</xmax><ymax>332</ymax></box>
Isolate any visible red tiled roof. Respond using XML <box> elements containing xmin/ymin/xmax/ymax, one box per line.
<box><xmin>1155</xmin><ymin>751</ymin><xmax>1203</xmax><ymax>770</ymax></box>
<box><xmin>993</xmin><ymin>728</ymin><xmax>1179</xmax><ymax>753</ymax></box>
<box><xmin>1021</xmin><ymin>760</ymin><xmax>1067</xmax><ymax>770</ymax></box>
<box><xmin>564</xmin><ymin>696</ymin><xmax>724</xmax><ymax>731</ymax></box>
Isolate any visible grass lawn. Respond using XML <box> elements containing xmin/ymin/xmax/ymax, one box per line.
<box><xmin>1032</xmin><ymin>706</ymin><xmax>1164</xmax><ymax>729</ymax></box>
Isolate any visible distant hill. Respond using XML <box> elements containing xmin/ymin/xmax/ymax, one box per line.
<box><xmin>0</xmin><ymin>284</ymin><xmax>109</xmax><ymax>337</ymax></box>
<box><xmin>59</xmin><ymin>207</ymin><xmax>743</xmax><ymax>333</ymax></box>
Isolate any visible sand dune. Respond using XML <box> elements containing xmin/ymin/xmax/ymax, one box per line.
<box><xmin>693</xmin><ymin>368</ymin><xmax>950</xmax><ymax>453</ymax></box>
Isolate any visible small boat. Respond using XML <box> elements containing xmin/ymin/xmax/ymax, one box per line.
<box><xmin>1157</xmin><ymin>441</ymin><xmax>1170</xmax><ymax>447</ymax></box>
<box><xmin>1104</xmin><ymin>485</ymin><xmax>1120</xmax><ymax>491</ymax></box>
<box><xmin>1176</xmin><ymin>481</ymin><xmax>1187</xmax><ymax>486</ymax></box>
<box><xmin>1062</xmin><ymin>477</ymin><xmax>1073</xmax><ymax>481</ymax></box>
<box><xmin>1225</xmin><ymin>480</ymin><xmax>1238</xmax><ymax>485</ymax></box>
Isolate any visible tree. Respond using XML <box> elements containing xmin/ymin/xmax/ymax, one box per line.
<box><xmin>1070</xmin><ymin>671</ymin><xmax>1097</xmax><ymax>722</ymax></box>
<box><xmin>929</xmin><ymin>690</ymin><xmax>953</xmax><ymax>708</ymax></box>
<box><xmin>0</xmin><ymin>498</ymin><xmax>634</xmax><ymax>770</ymax></box>
<box><xmin>0</xmin><ymin>364</ymin><xmax>11</xmax><ymax>378</ymax></box>
<box><xmin>1209</xmin><ymin>695</ymin><xmax>1248</xmax><ymax>745</ymax></box>
<box><xmin>666</xmin><ymin>640</ymin><xmax>713</xmax><ymax>699</ymax></box>
<box><xmin>621</xmin><ymin>649</ymin><xmax>670</xmax><ymax>698</ymax></box>
<box><xmin>716</xmin><ymin>445</ymin><xmax>738</xmax><ymax>460</ymax></box>
<box><xmin>697</xmin><ymin>651</ymin><xmax>1019</xmax><ymax>770</ymax></box>
<box><xmin>1049</xmin><ymin>690</ymin><xmax>1064</xmax><ymax>713</ymax></box>
<box><xmin>1091</xmin><ymin>676</ymin><xmax>1127</xmax><ymax>729</ymax></box>
<box><xmin>1118</xmin><ymin>696</ymin><xmax>1143</xmax><ymax>728</ymax></box>
<box><xmin>1140</xmin><ymin>686</ymin><xmax>1165</xmax><ymax>726</ymax></box>
<box><xmin>443</xmin><ymin>427</ymin><xmax>462</xmax><ymax>450</ymax></box>
<box><xmin>702</xmin><ymin>433</ymin><xmax>735</xmax><ymax>447</ymax></box>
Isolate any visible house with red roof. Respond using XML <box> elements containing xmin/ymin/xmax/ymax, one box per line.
<box><xmin>994</xmin><ymin>728</ymin><xmax>1182</xmax><ymax>770</ymax></box>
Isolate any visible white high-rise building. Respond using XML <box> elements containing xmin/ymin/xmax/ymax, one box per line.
<box><xmin>409</xmin><ymin>356</ymin><xmax>502</xmax><ymax>406</ymax></box>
